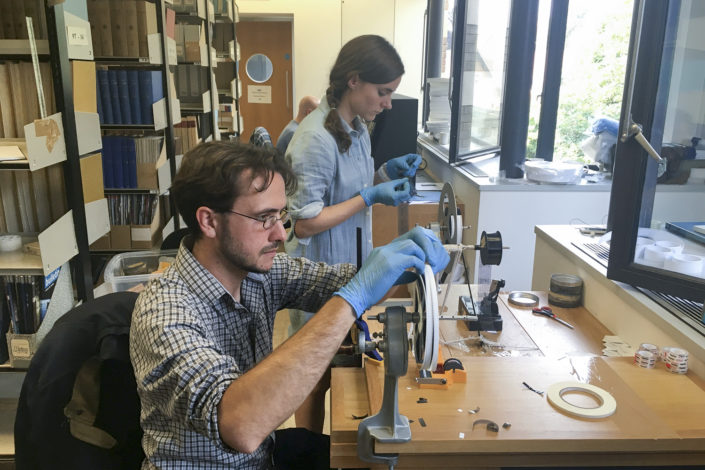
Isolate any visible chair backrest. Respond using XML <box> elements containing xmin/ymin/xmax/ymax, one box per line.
<box><xmin>160</xmin><ymin>227</ymin><xmax>190</xmax><ymax>250</ymax></box>
<box><xmin>249</xmin><ymin>126</ymin><xmax>273</xmax><ymax>148</ymax></box>
<box><xmin>14</xmin><ymin>292</ymin><xmax>143</xmax><ymax>470</ymax></box>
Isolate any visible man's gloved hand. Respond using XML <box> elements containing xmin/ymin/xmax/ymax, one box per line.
<box><xmin>359</xmin><ymin>178</ymin><xmax>412</xmax><ymax>207</ymax></box>
<box><xmin>334</xmin><ymin>227</ymin><xmax>450</xmax><ymax>318</ymax></box>
<box><xmin>385</xmin><ymin>154</ymin><xmax>422</xmax><ymax>179</ymax></box>
<box><xmin>392</xmin><ymin>227</ymin><xmax>450</xmax><ymax>285</ymax></box>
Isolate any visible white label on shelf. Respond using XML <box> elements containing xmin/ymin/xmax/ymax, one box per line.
<box><xmin>148</xmin><ymin>33</ymin><xmax>163</xmax><ymax>64</ymax></box>
<box><xmin>75</xmin><ymin>112</ymin><xmax>102</xmax><ymax>155</ymax></box>
<box><xmin>247</xmin><ymin>85</ymin><xmax>272</xmax><ymax>104</ymax></box>
<box><xmin>85</xmin><ymin>198</ymin><xmax>110</xmax><ymax>244</ymax></box>
<box><xmin>25</xmin><ymin>112</ymin><xmax>67</xmax><ymax>171</ymax></box>
<box><xmin>63</xmin><ymin>12</ymin><xmax>93</xmax><ymax>60</ymax></box>
<box><xmin>131</xmin><ymin>227</ymin><xmax>152</xmax><ymax>242</ymax></box>
<box><xmin>200</xmin><ymin>42</ymin><xmax>209</xmax><ymax>67</ymax></box>
<box><xmin>153</xmin><ymin>98</ymin><xmax>168</xmax><ymax>131</ymax></box>
<box><xmin>167</xmin><ymin>37</ymin><xmax>178</xmax><ymax>66</ymax></box>
<box><xmin>67</xmin><ymin>26</ymin><xmax>89</xmax><ymax>46</ymax></box>
<box><xmin>202</xmin><ymin>90</ymin><xmax>211</xmax><ymax>113</ymax></box>
<box><xmin>38</xmin><ymin>211</ymin><xmax>78</xmax><ymax>276</ymax></box>
<box><xmin>11</xmin><ymin>338</ymin><xmax>32</xmax><ymax>359</ymax></box>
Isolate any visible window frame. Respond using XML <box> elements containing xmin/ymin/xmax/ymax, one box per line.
<box><xmin>606</xmin><ymin>0</ymin><xmax>705</xmax><ymax>303</ymax></box>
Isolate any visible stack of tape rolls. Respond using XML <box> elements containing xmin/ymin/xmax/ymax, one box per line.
<box><xmin>548</xmin><ymin>273</ymin><xmax>583</xmax><ymax>308</ymax></box>
<box><xmin>664</xmin><ymin>347</ymin><xmax>689</xmax><ymax>374</ymax></box>
<box><xmin>660</xmin><ymin>346</ymin><xmax>674</xmax><ymax>362</ymax></box>
<box><xmin>639</xmin><ymin>343</ymin><xmax>659</xmax><ymax>358</ymax></box>
<box><xmin>634</xmin><ymin>350</ymin><xmax>656</xmax><ymax>369</ymax></box>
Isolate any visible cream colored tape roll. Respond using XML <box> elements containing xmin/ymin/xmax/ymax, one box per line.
<box><xmin>546</xmin><ymin>381</ymin><xmax>617</xmax><ymax>419</ymax></box>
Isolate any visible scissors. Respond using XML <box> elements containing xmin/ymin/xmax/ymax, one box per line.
<box><xmin>531</xmin><ymin>306</ymin><xmax>574</xmax><ymax>329</ymax></box>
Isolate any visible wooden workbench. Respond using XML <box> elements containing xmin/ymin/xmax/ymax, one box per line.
<box><xmin>330</xmin><ymin>287</ymin><xmax>705</xmax><ymax>468</ymax></box>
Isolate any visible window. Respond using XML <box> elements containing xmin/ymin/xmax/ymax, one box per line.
<box><xmin>422</xmin><ymin>0</ymin><xmax>510</xmax><ymax>163</ymax></box>
<box><xmin>423</xmin><ymin>0</ymin><xmax>633</xmax><ymax>171</ymax></box>
<box><xmin>607</xmin><ymin>0</ymin><xmax>705</xmax><ymax>306</ymax></box>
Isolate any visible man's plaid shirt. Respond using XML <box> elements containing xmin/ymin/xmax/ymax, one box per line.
<box><xmin>130</xmin><ymin>238</ymin><xmax>356</xmax><ymax>469</ymax></box>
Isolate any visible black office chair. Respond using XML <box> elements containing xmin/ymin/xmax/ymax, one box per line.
<box><xmin>160</xmin><ymin>227</ymin><xmax>190</xmax><ymax>251</ymax></box>
<box><xmin>14</xmin><ymin>292</ymin><xmax>144</xmax><ymax>470</ymax></box>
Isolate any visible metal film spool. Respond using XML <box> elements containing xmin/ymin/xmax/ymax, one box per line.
<box><xmin>412</xmin><ymin>265</ymin><xmax>440</xmax><ymax>371</ymax></box>
<box><xmin>427</xmin><ymin>264</ymin><xmax>440</xmax><ymax>370</ymax></box>
<box><xmin>438</xmin><ymin>183</ymin><xmax>461</xmax><ymax>244</ymax></box>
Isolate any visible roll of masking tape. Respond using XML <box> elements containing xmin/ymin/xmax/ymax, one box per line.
<box><xmin>546</xmin><ymin>381</ymin><xmax>617</xmax><ymax>419</ymax></box>
<box><xmin>0</xmin><ymin>235</ymin><xmax>22</xmax><ymax>252</ymax></box>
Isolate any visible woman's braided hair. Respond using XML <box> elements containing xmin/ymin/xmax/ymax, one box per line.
<box><xmin>324</xmin><ymin>35</ymin><xmax>404</xmax><ymax>153</ymax></box>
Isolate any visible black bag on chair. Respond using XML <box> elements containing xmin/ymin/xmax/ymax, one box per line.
<box><xmin>14</xmin><ymin>292</ymin><xmax>144</xmax><ymax>470</ymax></box>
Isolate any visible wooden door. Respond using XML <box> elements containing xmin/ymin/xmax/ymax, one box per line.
<box><xmin>237</xmin><ymin>21</ymin><xmax>293</xmax><ymax>145</ymax></box>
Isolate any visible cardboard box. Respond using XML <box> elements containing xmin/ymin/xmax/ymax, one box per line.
<box><xmin>110</xmin><ymin>225</ymin><xmax>132</xmax><ymax>250</ymax></box>
<box><xmin>90</xmin><ymin>233</ymin><xmax>111</xmax><ymax>250</ymax></box>
<box><xmin>131</xmin><ymin>203</ymin><xmax>162</xmax><ymax>249</ymax></box>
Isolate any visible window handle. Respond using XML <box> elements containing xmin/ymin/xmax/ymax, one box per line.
<box><xmin>621</xmin><ymin>118</ymin><xmax>666</xmax><ymax>176</ymax></box>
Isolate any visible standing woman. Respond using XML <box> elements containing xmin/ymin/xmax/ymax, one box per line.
<box><xmin>284</xmin><ymin>34</ymin><xmax>421</xmax><ymax>431</ymax></box>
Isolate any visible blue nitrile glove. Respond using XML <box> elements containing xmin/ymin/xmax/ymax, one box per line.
<box><xmin>359</xmin><ymin>178</ymin><xmax>412</xmax><ymax>207</ymax></box>
<box><xmin>392</xmin><ymin>227</ymin><xmax>450</xmax><ymax>285</ymax></box>
<box><xmin>385</xmin><ymin>154</ymin><xmax>422</xmax><ymax>179</ymax></box>
<box><xmin>335</xmin><ymin>237</ymin><xmax>427</xmax><ymax>318</ymax></box>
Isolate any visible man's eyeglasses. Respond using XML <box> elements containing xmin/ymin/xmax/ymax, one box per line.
<box><xmin>222</xmin><ymin>208</ymin><xmax>290</xmax><ymax>230</ymax></box>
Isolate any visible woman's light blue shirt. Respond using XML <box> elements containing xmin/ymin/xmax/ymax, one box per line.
<box><xmin>284</xmin><ymin>100</ymin><xmax>374</xmax><ymax>266</ymax></box>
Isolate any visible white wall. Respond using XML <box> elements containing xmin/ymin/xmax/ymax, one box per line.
<box><xmin>237</xmin><ymin>0</ymin><xmax>426</xmax><ymax>120</ymax></box>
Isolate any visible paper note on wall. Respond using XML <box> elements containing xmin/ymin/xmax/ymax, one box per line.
<box><xmin>247</xmin><ymin>85</ymin><xmax>272</xmax><ymax>104</ymax></box>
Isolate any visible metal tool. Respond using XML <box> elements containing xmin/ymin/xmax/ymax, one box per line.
<box><xmin>531</xmin><ymin>306</ymin><xmax>574</xmax><ymax>329</ymax></box>
<box><xmin>356</xmin><ymin>265</ymin><xmax>440</xmax><ymax>468</ymax></box>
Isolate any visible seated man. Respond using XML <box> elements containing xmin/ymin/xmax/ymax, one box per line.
<box><xmin>275</xmin><ymin>95</ymin><xmax>319</xmax><ymax>153</ymax></box>
<box><xmin>129</xmin><ymin>141</ymin><xmax>448</xmax><ymax>469</ymax></box>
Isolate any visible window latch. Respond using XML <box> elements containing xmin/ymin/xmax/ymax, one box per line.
<box><xmin>620</xmin><ymin>118</ymin><xmax>667</xmax><ymax>176</ymax></box>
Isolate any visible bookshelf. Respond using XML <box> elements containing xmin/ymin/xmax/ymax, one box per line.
<box><xmin>213</xmin><ymin>0</ymin><xmax>241</xmax><ymax>138</ymax></box>
<box><xmin>173</xmin><ymin>0</ymin><xmax>221</xmax><ymax>147</ymax></box>
<box><xmin>88</xmin><ymin>0</ymin><xmax>183</xmax><ymax>251</ymax></box>
<box><xmin>0</xmin><ymin>0</ymin><xmax>110</xmax><ymax>366</ymax></box>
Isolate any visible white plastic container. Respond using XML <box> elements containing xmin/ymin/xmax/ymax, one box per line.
<box><xmin>524</xmin><ymin>160</ymin><xmax>584</xmax><ymax>184</ymax></box>
<box><xmin>104</xmin><ymin>250</ymin><xmax>177</xmax><ymax>292</ymax></box>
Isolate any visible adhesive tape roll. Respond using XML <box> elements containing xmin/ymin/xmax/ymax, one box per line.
<box><xmin>643</xmin><ymin>245</ymin><xmax>671</xmax><ymax>265</ymax></box>
<box><xmin>549</xmin><ymin>273</ymin><xmax>583</xmax><ymax>308</ymax></box>
<box><xmin>546</xmin><ymin>381</ymin><xmax>617</xmax><ymax>419</ymax></box>
<box><xmin>0</xmin><ymin>235</ymin><xmax>22</xmax><ymax>252</ymax></box>
<box><xmin>664</xmin><ymin>254</ymin><xmax>704</xmax><ymax>277</ymax></box>
<box><xmin>655</xmin><ymin>239</ymin><xmax>683</xmax><ymax>254</ymax></box>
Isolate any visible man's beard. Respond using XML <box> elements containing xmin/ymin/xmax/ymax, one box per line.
<box><xmin>218</xmin><ymin>223</ymin><xmax>278</xmax><ymax>274</ymax></box>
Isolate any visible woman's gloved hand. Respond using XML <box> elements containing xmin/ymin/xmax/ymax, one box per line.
<box><xmin>359</xmin><ymin>178</ymin><xmax>412</xmax><ymax>207</ymax></box>
<box><xmin>384</xmin><ymin>153</ymin><xmax>422</xmax><ymax>179</ymax></box>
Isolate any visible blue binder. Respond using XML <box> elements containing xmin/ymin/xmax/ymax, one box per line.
<box><xmin>127</xmin><ymin>70</ymin><xmax>142</xmax><ymax>124</ymax></box>
<box><xmin>125</xmin><ymin>138</ymin><xmax>137</xmax><ymax>188</ymax></box>
<box><xmin>108</xmin><ymin>70</ymin><xmax>122</xmax><ymax>124</ymax></box>
<box><xmin>117</xmin><ymin>70</ymin><xmax>132</xmax><ymax>125</ymax></box>
<box><xmin>111</xmin><ymin>137</ymin><xmax>124</xmax><ymax>188</ymax></box>
<box><xmin>101</xmin><ymin>136</ymin><xmax>114</xmax><ymax>188</ymax></box>
<box><xmin>138</xmin><ymin>70</ymin><xmax>164</xmax><ymax>125</ymax></box>
<box><xmin>97</xmin><ymin>69</ymin><xmax>114</xmax><ymax>124</ymax></box>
